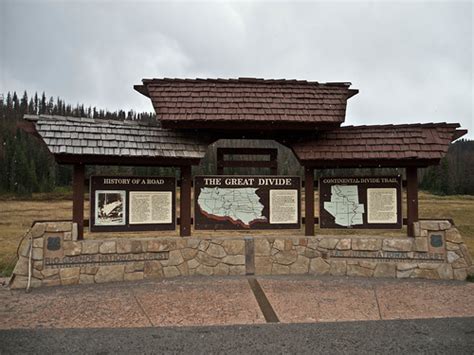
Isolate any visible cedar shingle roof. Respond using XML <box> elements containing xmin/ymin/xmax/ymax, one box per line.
<box><xmin>291</xmin><ymin>123</ymin><xmax>465</xmax><ymax>165</ymax></box>
<box><xmin>23</xmin><ymin>114</ymin><xmax>210</xmax><ymax>159</ymax></box>
<box><xmin>135</xmin><ymin>78</ymin><xmax>357</xmax><ymax>128</ymax></box>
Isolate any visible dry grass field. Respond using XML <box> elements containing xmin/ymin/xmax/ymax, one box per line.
<box><xmin>1</xmin><ymin>191</ymin><xmax>473</xmax><ymax>276</ymax></box>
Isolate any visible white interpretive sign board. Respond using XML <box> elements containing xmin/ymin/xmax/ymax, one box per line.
<box><xmin>269</xmin><ymin>189</ymin><xmax>298</xmax><ymax>224</ymax></box>
<box><xmin>129</xmin><ymin>191</ymin><xmax>172</xmax><ymax>225</ymax></box>
<box><xmin>367</xmin><ymin>188</ymin><xmax>397</xmax><ymax>224</ymax></box>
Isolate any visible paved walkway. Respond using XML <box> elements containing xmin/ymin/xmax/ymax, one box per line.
<box><xmin>1</xmin><ymin>275</ymin><xmax>473</xmax><ymax>329</ymax></box>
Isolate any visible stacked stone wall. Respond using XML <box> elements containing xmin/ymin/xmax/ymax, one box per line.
<box><xmin>9</xmin><ymin>220</ymin><xmax>473</xmax><ymax>289</ymax></box>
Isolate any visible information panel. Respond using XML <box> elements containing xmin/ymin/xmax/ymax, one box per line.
<box><xmin>194</xmin><ymin>176</ymin><xmax>301</xmax><ymax>230</ymax></box>
<box><xmin>90</xmin><ymin>176</ymin><xmax>176</xmax><ymax>232</ymax></box>
<box><xmin>319</xmin><ymin>176</ymin><xmax>402</xmax><ymax>229</ymax></box>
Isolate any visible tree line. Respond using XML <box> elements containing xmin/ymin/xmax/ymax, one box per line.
<box><xmin>0</xmin><ymin>90</ymin><xmax>473</xmax><ymax>196</ymax></box>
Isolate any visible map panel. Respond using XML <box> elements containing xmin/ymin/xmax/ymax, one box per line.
<box><xmin>319</xmin><ymin>176</ymin><xmax>402</xmax><ymax>229</ymax></box>
<box><xmin>194</xmin><ymin>176</ymin><xmax>301</xmax><ymax>230</ymax></box>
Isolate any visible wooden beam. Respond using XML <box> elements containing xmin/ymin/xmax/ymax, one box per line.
<box><xmin>72</xmin><ymin>163</ymin><xmax>85</xmax><ymax>240</ymax></box>
<box><xmin>406</xmin><ymin>166</ymin><xmax>419</xmax><ymax>237</ymax></box>
<box><xmin>304</xmin><ymin>166</ymin><xmax>315</xmax><ymax>236</ymax></box>
<box><xmin>180</xmin><ymin>165</ymin><xmax>192</xmax><ymax>237</ymax></box>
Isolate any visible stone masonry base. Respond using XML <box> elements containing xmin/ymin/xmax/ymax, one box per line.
<box><xmin>9</xmin><ymin>220</ymin><xmax>474</xmax><ymax>289</ymax></box>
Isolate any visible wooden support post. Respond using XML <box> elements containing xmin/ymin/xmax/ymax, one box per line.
<box><xmin>180</xmin><ymin>165</ymin><xmax>192</xmax><ymax>237</ymax></box>
<box><xmin>72</xmin><ymin>163</ymin><xmax>85</xmax><ymax>240</ymax></box>
<box><xmin>304</xmin><ymin>166</ymin><xmax>315</xmax><ymax>236</ymax></box>
<box><xmin>406</xmin><ymin>166</ymin><xmax>419</xmax><ymax>237</ymax></box>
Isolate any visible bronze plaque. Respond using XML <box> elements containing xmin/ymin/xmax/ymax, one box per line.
<box><xmin>194</xmin><ymin>175</ymin><xmax>301</xmax><ymax>230</ymax></box>
<box><xmin>90</xmin><ymin>176</ymin><xmax>176</xmax><ymax>232</ymax></box>
<box><xmin>319</xmin><ymin>176</ymin><xmax>402</xmax><ymax>229</ymax></box>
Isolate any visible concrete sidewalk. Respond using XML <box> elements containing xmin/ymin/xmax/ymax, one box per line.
<box><xmin>1</xmin><ymin>275</ymin><xmax>473</xmax><ymax>329</ymax></box>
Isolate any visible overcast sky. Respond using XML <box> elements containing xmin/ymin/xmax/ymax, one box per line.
<box><xmin>1</xmin><ymin>0</ymin><xmax>473</xmax><ymax>138</ymax></box>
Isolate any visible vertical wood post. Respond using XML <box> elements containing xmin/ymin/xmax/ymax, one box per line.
<box><xmin>304</xmin><ymin>166</ymin><xmax>315</xmax><ymax>236</ymax></box>
<box><xmin>180</xmin><ymin>165</ymin><xmax>192</xmax><ymax>237</ymax></box>
<box><xmin>72</xmin><ymin>163</ymin><xmax>85</xmax><ymax>240</ymax></box>
<box><xmin>406</xmin><ymin>166</ymin><xmax>419</xmax><ymax>237</ymax></box>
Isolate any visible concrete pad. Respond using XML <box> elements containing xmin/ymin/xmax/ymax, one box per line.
<box><xmin>134</xmin><ymin>278</ymin><xmax>265</xmax><ymax>326</ymax></box>
<box><xmin>0</xmin><ymin>285</ymin><xmax>150</xmax><ymax>329</ymax></box>
<box><xmin>258</xmin><ymin>277</ymin><xmax>380</xmax><ymax>323</ymax></box>
<box><xmin>376</xmin><ymin>280</ymin><xmax>474</xmax><ymax>320</ymax></box>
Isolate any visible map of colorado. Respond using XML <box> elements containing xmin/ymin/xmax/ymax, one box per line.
<box><xmin>324</xmin><ymin>185</ymin><xmax>364</xmax><ymax>227</ymax></box>
<box><xmin>197</xmin><ymin>187</ymin><xmax>266</xmax><ymax>227</ymax></box>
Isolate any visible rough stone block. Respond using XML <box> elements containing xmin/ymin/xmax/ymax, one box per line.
<box><xmin>42</xmin><ymin>278</ymin><xmax>61</xmax><ymax>287</ymax></box>
<box><xmin>274</xmin><ymin>250</ymin><xmax>298</xmax><ymax>265</ymax></box>
<box><xmin>303</xmin><ymin>248</ymin><xmax>321</xmax><ymax>258</ymax></box>
<box><xmin>290</xmin><ymin>256</ymin><xmax>310</xmax><ymax>274</ymax></box>
<box><xmin>414</xmin><ymin>238</ymin><xmax>428</xmax><ymax>252</ymax></box>
<box><xmin>161</xmin><ymin>250</ymin><xmax>184</xmax><ymax>266</ymax></box>
<box><xmin>229</xmin><ymin>265</ymin><xmax>246</xmax><ymax>275</ymax></box>
<box><xmin>32</xmin><ymin>248</ymin><xmax>43</xmax><ymax>260</ymax></box>
<box><xmin>222</xmin><ymin>239</ymin><xmax>245</xmax><ymax>255</ymax></box>
<box><xmin>46</xmin><ymin>222</ymin><xmax>72</xmax><ymax>233</ymax></box>
<box><xmin>352</xmin><ymin>238</ymin><xmax>382</xmax><ymax>251</ymax></box>
<box><xmin>438</xmin><ymin>221</ymin><xmax>452</xmax><ymax>230</ymax></box>
<box><xmin>309</xmin><ymin>257</ymin><xmax>330</xmax><ymax>275</ymax></box>
<box><xmin>60</xmin><ymin>267</ymin><xmax>81</xmax><ymax>285</ymax></box>
<box><xmin>207</xmin><ymin>243</ymin><xmax>227</xmax><ymax>258</ymax></box>
<box><xmin>177</xmin><ymin>262</ymin><xmax>188</xmax><ymax>276</ymax></box>
<box><xmin>163</xmin><ymin>266</ymin><xmax>181</xmax><ymax>278</ymax></box>
<box><xmin>255</xmin><ymin>256</ymin><xmax>272</xmax><ymax>274</ymax></box>
<box><xmin>445</xmin><ymin>228</ymin><xmax>463</xmax><ymax>244</ymax></box>
<box><xmin>94</xmin><ymin>265</ymin><xmax>125</xmax><ymax>283</ymax></box>
<box><xmin>187</xmin><ymin>259</ymin><xmax>200</xmax><ymax>269</ymax></box>
<box><xmin>63</xmin><ymin>232</ymin><xmax>72</xmax><ymax>241</ymax></box>
<box><xmin>419</xmin><ymin>221</ymin><xmax>440</xmax><ymax>231</ymax></box>
<box><xmin>13</xmin><ymin>257</ymin><xmax>29</xmax><ymax>277</ymax></box>
<box><xmin>460</xmin><ymin>244</ymin><xmax>473</xmax><ymax>265</ymax></box>
<box><xmin>10</xmin><ymin>275</ymin><xmax>28</xmax><ymax>289</ymax></box>
<box><xmin>382</xmin><ymin>239</ymin><xmax>413</xmax><ymax>252</ymax></box>
<box><xmin>273</xmin><ymin>239</ymin><xmax>285</xmax><ymax>251</ymax></box>
<box><xmin>147</xmin><ymin>240</ymin><xmax>177</xmax><ymax>252</ymax></box>
<box><xmin>124</xmin><ymin>262</ymin><xmax>144</xmax><ymax>273</ymax></box>
<box><xmin>336</xmin><ymin>239</ymin><xmax>351</xmax><ymax>250</ymax></box>
<box><xmin>253</xmin><ymin>239</ymin><xmax>271</xmax><ymax>256</ymax></box>
<box><xmin>453</xmin><ymin>268</ymin><xmax>467</xmax><ymax>281</ymax></box>
<box><xmin>329</xmin><ymin>260</ymin><xmax>347</xmax><ymax>276</ymax></box>
<box><xmin>412</xmin><ymin>268</ymin><xmax>439</xmax><ymax>279</ymax></box>
<box><xmin>214</xmin><ymin>263</ymin><xmax>230</xmax><ymax>275</ymax></box>
<box><xmin>72</xmin><ymin>223</ymin><xmax>78</xmax><ymax>241</ymax></box>
<box><xmin>63</xmin><ymin>241</ymin><xmax>82</xmax><ymax>256</ymax></box>
<box><xmin>144</xmin><ymin>261</ymin><xmax>163</xmax><ymax>277</ymax></box>
<box><xmin>195</xmin><ymin>264</ymin><xmax>214</xmax><ymax>276</ymax></box>
<box><xmin>99</xmin><ymin>241</ymin><xmax>116</xmax><ymax>254</ymax></box>
<box><xmin>222</xmin><ymin>255</ymin><xmax>245</xmax><ymax>265</ymax></box>
<box><xmin>437</xmin><ymin>264</ymin><xmax>453</xmax><ymax>279</ymax></box>
<box><xmin>272</xmin><ymin>263</ymin><xmax>290</xmax><ymax>275</ymax></box>
<box><xmin>42</xmin><ymin>268</ymin><xmax>59</xmax><ymax>278</ymax></box>
<box><xmin>30</xmin><ymin>223</ymin><xmax>46</xmax><ymax>239</ymax></box>
<box><xmin>82</xmin><ymin>242</ymin><xmax>99</xmax><ymax>255</ymax></box>
<box><xmin>306</xmin><ymin>239</ymin><xmax>319</xmax><ymax>250</ymax></box>
<box><xmin>358</xmin><ymin>261</ymin><xmax>377</xmax><ymax>270</ymax></box>
<box><xmin>81</xmin><ymin>266</ymin><xmax>99</xmax><ymax>275</ymax></box>
<box><xmin>79</xmin><ymin>274</ymin><xmax>95</xmax><ymax>284</ymax></box>
<box><xmin>319</xmin><ymin>238</ymin><xmax>338</xmax><ymax>250</ymax></box>
<box><xmin>413</xmin><ymin>222</ymin><xmax>421</xmax><ymax>237</ymax></box>
<box><xmin>32</xmin><ymin>237</ymin><xmax>43</xmax><ymax>248</ymax></box>
<box><xmin>397</xmin><ymin>269</ymin><xmax>414</xmax><ymax>278</ymax></box>
<box><xmin>116</xmin><ymin>240</ymin><xmax>133</xmax><ymax>254</ymax></box>
<box><xmin>186</xmin><ymin>239</ymin><xmax>200</xmax><ymax>249</ymax></box>
<box><xmin>347</xmin><ymin>264</ymin><xmax>374</xmax><ymax>277</ymax></box>
<box><xmin>181</xmin><ymin>248</ymin><xmax>198</xmax><ymax>261</ymax></box>
<box><xmin>196</xmin><ymin>251</ymin><xmax>220</xmax><ymax>267</ymax></box>
<box><xmin>446</xmin><ymin>242</ymin><xmax>460</xmax><ymax>251</ymax></box>
<box><xmin>374</xmin><ymin>263</ymin><xmax>396</xmax><ymax>278</ymax></box>
<box><xmin>447</xmin><ymin>251</ymin><xmax>460</xmax><ymax>263</ymax></box>
<box><xmin>124</xmin><ymin>272</ymin><xmax>144</xmax><ymax>281</ymax></box>
<box><xmin>198</xmin><ymin>240</ymin><xmax>210</xmax><ymax>252</ymax></box>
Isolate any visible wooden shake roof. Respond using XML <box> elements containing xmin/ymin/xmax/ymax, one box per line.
<box><xmin>290</xmin><ymin>123</ymin><xmax>467</xmax><ymax>167</ymax></box>
<box><xmin>21</xmin><ymin>114</ymin><xmax>211</xmax><ymax>165</ymax></box>
<box><xmin>134</xmin><ymin>78</ymin><xmax>358</xmax><ymax>130</ymax></box>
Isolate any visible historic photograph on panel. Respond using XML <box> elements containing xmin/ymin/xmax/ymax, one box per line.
<box><xmin>94</xmin><ymin>190</ymin><xmax>126</xmax><ymax>226</ymax></box>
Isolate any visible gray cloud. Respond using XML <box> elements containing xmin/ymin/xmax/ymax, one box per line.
<box><xmin>1</xmin><ymin>0</ymin><xmax>472</xmax><ymax>138</ymax></box>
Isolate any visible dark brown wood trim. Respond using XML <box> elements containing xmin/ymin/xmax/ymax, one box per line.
<box><xmin>406</xmin><ymin>167</ymin><xmax>419</xmax><ymax>237</ymax></box>
<box><xmin>304</xmin><ymin>158</ymin><xmax>440</xmax><ymax>169</ymax></box>
<box><xmin>180</xmin><ymin>165</ymin><xmax>192</xmax><ymax>236</ymax></box>
<box><xmin>72</xmin><ymin>163</ymin><xmax>85</xmax><ymax>240</ymax></box>
<box><xmin>217</xmin><ymin>161</ymin><xmax>278</xmax><ymax>168</ymax></box>
<box><xmin>54</xmin><ymin>154</ymin><xmax>201</xmax><ymax>167</ymax></box>
<box><xmin>161</xmin><ymin>120</ymin><xmax>341</xmax><ymax>131</ymax></box>
<box><xmin>304</xmin><ymin>166</ymin><xmax>315</xmax><ymax>236</ymax></box>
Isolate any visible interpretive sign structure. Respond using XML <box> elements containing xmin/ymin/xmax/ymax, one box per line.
<box><xmin>194</xmin><ymin>175</ymin><xmax>301</xmax><ymax>230</ymax></box>
<box><xmin>319</xmin><ymin>176</ymin><xmax>402</xmax><ymax>229</ymax></box>
<box><xmin>90</xmin><ymin>176</ymin><xmax>176</xmax><ymax>232</ymax></box>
